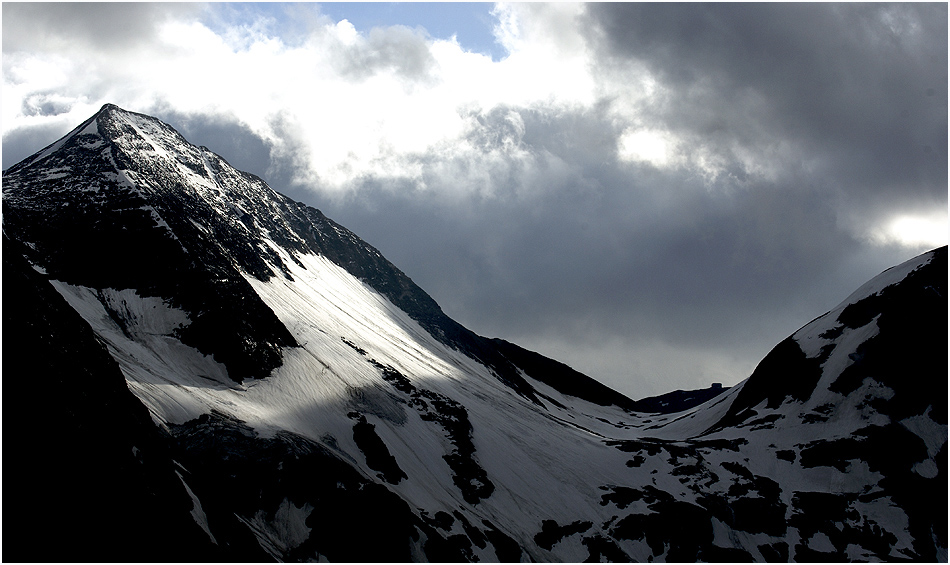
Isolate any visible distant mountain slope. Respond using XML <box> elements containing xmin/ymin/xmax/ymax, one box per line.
<box><xmin>629</xmin><ymin>384</ymin><xmax>729</xmax><ymax>414</ymax></box>
<box><xmin>3</xmin><ymin>104</ymin><xmax>945</xmax><ymax>561</ymax></box>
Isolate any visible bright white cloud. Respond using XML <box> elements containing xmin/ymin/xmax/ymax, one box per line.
<box><xmin>0</xmin><ymin>2</ymin><xmax>804</xmax><ymax>204</ymax></box>
<box><xmin>2</xmin><ymin>3</ymin><xmax>604</xmax><ymax>198</ymax></box>
<box><xmin>872</xmin><ymin>213</ymin><xmax>949</xmax><ymax>249</ymax></box>
<box><xmin>618</xmin><ymin>128</ymin><xmax>675</xmax><ymax>168</ymax></box>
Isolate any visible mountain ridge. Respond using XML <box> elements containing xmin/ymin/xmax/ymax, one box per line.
<box><xmin>6</xmin><ymin>103</ymin><xmax>623</xmax><ymax>406</ymax></box>
<box><xmin>3</xmin><ymin>104</ymin><xmax>945</xmax><ymax>561</ymax></box>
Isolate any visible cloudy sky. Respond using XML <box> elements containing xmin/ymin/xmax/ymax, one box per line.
<box><xmin>3</xmin><ymin>3</ymin><xmax>947</xmax><ymax>398</ymax></box>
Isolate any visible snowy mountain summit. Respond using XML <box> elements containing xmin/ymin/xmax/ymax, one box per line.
<box><xmin>3</xmin><ymin>104</ymin><xmax>946</xmax><ymax>561</ymax></box>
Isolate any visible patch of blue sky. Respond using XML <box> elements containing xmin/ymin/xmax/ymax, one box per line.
<box><xmin>318</xmin><ymin>3</ymin><xmax>505</xmax><ymax>61</ymax></box>
<box><xmin>203</xmin><ymin>2</ymin><xmax>505</xmax><ymax>61</ymax></box>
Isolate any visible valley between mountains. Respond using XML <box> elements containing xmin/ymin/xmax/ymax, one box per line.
<box><xmin>3</xmin><ymin>104</ymin><xmax>946</xmax><ymax>562</ymax></box>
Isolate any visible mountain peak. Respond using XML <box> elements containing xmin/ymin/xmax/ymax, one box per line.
<box><xmin>95</xmin><ymin>102</ymin><xmax>152</xmax><ymax>122</ymax></box>
<box><xmin>95</xmin><ymin>102</ymin><xmax>121</xmax><ymax>117</ymax></box>
<box><xmin>2</xmin><ymin>103</ymin><xmax>166</xmax><ymax>175</ymax></box>
<box><xmin>94</xmin><ymin>103</ymin><xmax>152</xmax><ymax>133</ymax></box>
<box><xmin>2</xmin><ymin>105</ymin><xmax>303</xmax><ymax>381</ymax></box>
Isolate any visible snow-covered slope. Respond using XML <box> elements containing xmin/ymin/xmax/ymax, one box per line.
<box><xmin>3</xmin><ymin>104</ymin><xmax>946</xmax><ymax>561</ymax></box>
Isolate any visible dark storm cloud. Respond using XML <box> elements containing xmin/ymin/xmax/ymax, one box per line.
<box><xmin>311</xmin><ymin>104</ymin><xmax>870</xmax><ymax>357</ymax></box>
<box><xmin>2</xmin><ymin>3</ymin><xmax>203</xmax><ymax>53</ymax></box>
<box><xmin>19</xmin><ymin>93</ymin><xmax>73</xmax><ymax>118</ymax></box>
<box><xmin>2</xmin><ymin>122</ymin><xmax>71</xmax><ymax>171</ymax></box>
<box><xmin>583</xmin><ymin>3</ymin><xmax>948</xmax><ymax>207</ymax></box>
<box><xmin>287</xmin><ymin>2</ymin><xmax>944</xmax><ymax>391</ymax></box>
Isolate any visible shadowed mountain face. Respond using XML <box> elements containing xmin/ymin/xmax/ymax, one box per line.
<box><xmin>629</xmin><ymin>384</ymin><xmax>729</xmax><ymax>414</ymax></box>
<box><xmin>3</xmin><ymin>104</ymin><xmax>946</xmax><ymax>562</ymax></box>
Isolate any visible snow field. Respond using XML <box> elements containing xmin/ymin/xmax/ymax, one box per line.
<box><xmin>44</xmin><ymin>224</ymin><xmax>942</xmax><ymax>561</ymax></box>
<box><xmin>241</xmin><ymin>244</ymin><xmax>647</xmax><ymax>543</ymax></box>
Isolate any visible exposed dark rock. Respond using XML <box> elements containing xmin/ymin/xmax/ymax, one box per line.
<box><xmin>830</xmin><ymin>247</ymin><xmax>947</xmax><ymax>424</ymax></box>
<box><xmin>2</xmin><ymin>235</ymin><xmax>225</xmax><ymax>562</ymax></box>
<box><xmin>700</xmin><ymin>545</ymin><xmax>756</xmax><ymax>562</ymax></box>
<box><xmin>481</xmin><ymin>520</ymin><xmax>524</xmax><ymax>562</ymax></box>
<box><xmin>757</xmin><ymin>542</ymin><xmax>790</xmax><ymax>561</ymax></box>
<box><xmin>168</xmin><ymin>411</ymin><xmax>455</xmax><ymax>562</ymax></box>
<box><xmin>626</xmin><ymin>455</ymin><xmax>647</xmax><ymax>467</ymax></box>
<box><xmin>581</xmin><ymin>534</ymin><xmax>631</xmax><ymax>562</ymax></box>
<box><xmin>704</xmin><ymin>337</ymin><xmax>824</xmax><ymax>434</ymax></box>
<box><xmin>490</xmin><ymin>338</ymin><xmax>639</xmax><ymax>410</ymax></box>
<box><xmin>789</xmin><ymin>491</ymin><xmax>905</xmax><ymax>561</ymax></box>
<box><xmin>345</xmin><ymin>345</ymin><xmax>496</xmax><ymax>504</ymax></box>
<box><xmin>420</xmin><ymin>510</ymin><xmax>455</xmax><ymax>531</ymax></box>
<box><xmin>599</xmin><ymin>485</ymin><xmax>645</xmax><ymax>509</ymax></box>
<box><xmin>534</xmin><ymin>519</ymin><xmax>593</xmax><ymax>551</ymax></box>
<box><xmin>630</xmin><ymin>384</ymin><xmax>730</xmax><ymax>414</ymax></box>
<box><xmin>610</xmin><ymin>500</ymin><xmax>712</xmax><ymax>561</ymax></box>
<box><xmin>453</xmin><ymin>510</ymin><xmax>489</xmax><ymax>550</ymax></box>
<box><xmin>347</xmin><ymin>412</ymin><xmax>408</xmax><ymax>484</ymax></box>
<box><xmin>776</xmin><ymin>449</ymin><xmax>797</xmax><ymax>462</ymax></box>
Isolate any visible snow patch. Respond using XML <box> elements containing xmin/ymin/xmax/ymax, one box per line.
<box><xmin>900</xmin><ymin>407</ymin><xmax>947</xmax><ymax>459</ymax></box>
<box><xmin>807</xmin><ymin>531</ymin><xmax>835</xmax><ymax>553</ymax></box>
<box><xmin>175</xmin><ymin>470</ymin><xmax>217</xmax><ymax>544</ymax></box>
<box><xmin>79</xmin><ymin>119</ymin><xmax>100</xmax><ymax>137</ymax></box>
<box><xmin>238</xmin><ymin>498</ymin><xmax>314</xmax><ymax>559</ymax></box>
<box><xmin>47</xmin><ymin>281</ymin><xmax>237</xmax><ymax>424</ymax></box>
